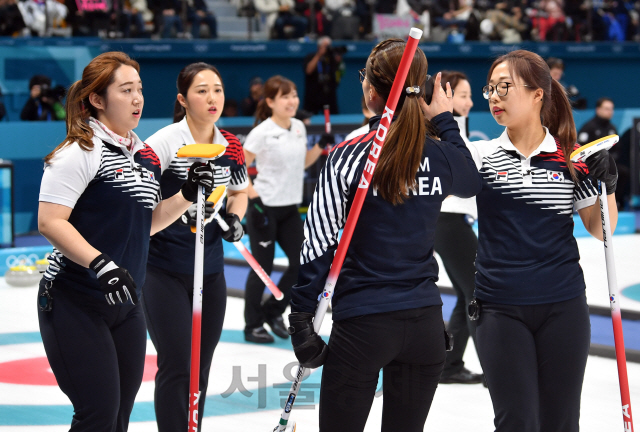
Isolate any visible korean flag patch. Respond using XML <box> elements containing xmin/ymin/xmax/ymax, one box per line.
<box><xmin>547</xmin><ymin>170</ymin><xmax>564</xmax><ymax>182</ymax></box>
<box><xmin>223</xmin><ymin>166</ymin><xmax>230</xmax><ymax>176</ymax></box>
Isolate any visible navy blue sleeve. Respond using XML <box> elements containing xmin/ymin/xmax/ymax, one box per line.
<box><xmin>290</xmin><ymin>248</ymin><xmax>335</xmax><ymax>313</ymax></box>
<box><xmin>431</xmin><ymin>112</ymin><xmax>482</xmax><ymax>198</ymax></box>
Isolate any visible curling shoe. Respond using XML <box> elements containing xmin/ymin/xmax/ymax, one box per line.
<box><xmin>245</xmin><ymin>326</ymin><xmax>275</xmax><ymax>344</ymax></box>
<box><xmin>266</xmin><ymin>315</ymin><xmax>289</xmax><ymax>339</ymax></box>
<box><xmin>439</xmin><ymin>367</ymin><xmax>483</xmax><ymax>384</ymax></box>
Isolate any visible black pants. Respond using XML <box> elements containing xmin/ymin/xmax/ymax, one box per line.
<box><xmin>319</xmin><ymin>306</ymin><xmax>446</xmax><ymax>432</ymax></box>
<box><xmin>141</xmin><ymin>266</ymin><xmax>227</xmax><ymax>432</ymax></box>
<box><xmin>37</xmin><ymin>279</ymin><xmax>146</xmax><ymax>432</ymax></box>
<box><xmin>434</xmin><ymin>212</ymin><xmax>478</xmax><ymax>376</ymax></box>
<box><xmin>476</xmin><ymin>294</ymin><xmax>591</xmax><ymax>432</ymax></box>
<box><xmin>244</xmin><ymin>204</ymin><xmax>303</xmax><ymax>330</ymax></box>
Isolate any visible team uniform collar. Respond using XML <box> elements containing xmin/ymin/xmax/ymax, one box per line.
<box><xmin>89</xmin><ymin>117</ymin><xmax>145</xmax><ymax>154</ymax></box>
<box><xmin>178</xmin><ymin>116</ymin><xmax>228</xmax><ymax>147</ymax></box>
<box><xmin>497</xmin><ymin>127</ymin><xmax>556</xmax><ymax>158</ymax></box>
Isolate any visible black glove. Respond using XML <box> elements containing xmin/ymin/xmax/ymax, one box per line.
<box><xmin>248</xmin><ymin>197</ymin><xmax>269</xmax><ymax>228</ymax></box>
<box><xmin>90</xmin><ymin>253</ymin><xmax>138</xmax><ymax>306</ymax></box>
<box><xmin>180</xmin><ymin>201</ymin><xmax>215</xmax><ymax>226</ymax></box>
<box><xmin>221</xmin><ymin>213</ymin><xmax>244</xmax><ymax>242</ymax></box>
<box><xmin>585</xmin><ymin>150</ymin><xmax>617</xmax><ymax>194</ymax></box>
<box><xmin>181</xmin><ymin>162</ymin><xmax>215</xmax><ymax>203</ymax></box>
<box><xmin>317</xmin><ymin>132</ymin><xmax>335</xmax><ymax>149</ymax></box>
<box><xmin>288</xmin><ymin>312</ymin><xmax>328</xmax><ymax>368</ymax></box>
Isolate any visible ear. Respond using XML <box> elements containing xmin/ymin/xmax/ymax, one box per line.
<box><xmin>177</xmin><ymin>93</ymin><xmax>187</xmax><ymax>108</ymax></box>
<box><xmin>88</xmin><ymin>92</ymin><xmax>105</xmax><ymax>111</ymax></box>
<box><xmin>534</xmin><ymin>88</ymin><xmax>544</xmax><ymax>104</ymax></box>
<box><xmin>265</xmin><ymin>97</ymin><xmax>275</xmax><ymax>110</ymax></box>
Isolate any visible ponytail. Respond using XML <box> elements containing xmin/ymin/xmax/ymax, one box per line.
<box><xmin>173</xmin><ymin>99</ymin><xmax>186</xmax><ymax>123</ymax></box>
<box><xmin>44</xmin><ymin>80</ymin><xmax>94</xmax><ymax>164</ymax></box>
<box><xmin>373</xmin><ymin>93</ymin><xmax>427</xmax><ymax>205</ymax></box>
<box><xmin>253</xmin><ymin>99</ymin><xmax>271</xmax><ymax>127</ymax></box>
<box><xmin>368</xmin><ymin>39</ymin><xmax>429</xmax><ymax>205</ymax></box>
<box><xmin>545</xmin><ymin>79</ymin><xmax>577</xmax><ymax>180</ymax></box>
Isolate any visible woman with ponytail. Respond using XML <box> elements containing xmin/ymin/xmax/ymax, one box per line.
<box><xmin>141</xmin><ymin>62</ymin><xmax>249</xmax><ymax>432</ymax></box>
<box><xmin>241</xmin><ymin>75</ymin><xmax>332</xmax><ymax>344</ymax></box>
<box><xmin>37</xmin><ymin>52</ymin><xmax>214</xmax><ymax>432</ymax></box>
<box><xmin>467</xmin><ymin>49</ymin><xmax>619</xmax><ymax>431</ymax></box>
<box><xmin>289</xmin><ymin>39</ymin><xmax>482</xmax><ymax>431</ymax></box>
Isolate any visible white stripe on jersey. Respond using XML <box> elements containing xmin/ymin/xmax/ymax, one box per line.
<box><xmin>97</xmin><ymin>146</ymin><xmax>160</xmax><ymax>209</ymax></box>
<box><xmin>479</xmin><ymin>148</ymin><xmax>596</xmax><ymax>215</ymax></box>
<box><xmin>301</xmin><ymin>137</ymin><xmax>369</xmax><ymax>264</ymax></box>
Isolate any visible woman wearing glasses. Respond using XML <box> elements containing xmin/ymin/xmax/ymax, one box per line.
<box><xmin>290</xmin><ymin>40</ymin><xmax>482</xmax><ymax>431</ymax></box>
<box><xmin>467</xmin><ymin>50</ymin><xmax>619</xmax><ymax>431</ymax></box>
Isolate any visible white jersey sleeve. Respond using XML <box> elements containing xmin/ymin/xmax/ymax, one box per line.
<box><xmin>145</xmin><ymin>123</ymin><xmax>183</xmax><ymax>174</ymax></box>
<box><xmin>39</xmin><ymin>142</ymin><xmax>102</xmax><ymax>209</ymax></box>
<box><xmin>243</xmin><ymin>124</ymin><xmax>265</xmax><ymax>155</ymax></box>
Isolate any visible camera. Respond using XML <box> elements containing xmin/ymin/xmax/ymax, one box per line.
<box><xmin>39</xmin><ymin>84</ymin><xmax>66</xmax><ymax>102</ymax></box>
<box><xmin>328</xmin><ymin>45</ymin><xmax>348</xmax><ymax>57</ymax></box>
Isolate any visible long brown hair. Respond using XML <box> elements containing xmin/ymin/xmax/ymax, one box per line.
<box><xmin>488</xmin><ymin>49</ymin><xmax>577</xmax><ymax>179</ymax></box>
<box><xmin>44</xmin><ymin>52</ymin><xmax>140</xmax><ymax>164</ymax></box>
<box><xmin>173</xmin><ymin>62</ymin><xmax>224</xmax><ymax>123</ymax></box>
<box><xmin>254</xmin><ymin>75</ymin><xmax>296</xmax><ymax>127</ymax></box>
<box><xmin>367</xmin><ymin>38</ymin><xmax>429</xmax><ymax>205</ymax></box>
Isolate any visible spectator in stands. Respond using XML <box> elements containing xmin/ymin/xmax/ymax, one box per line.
<box><xmin>64</xmin><ymin>0</ymin><xmax>110</xmax><ymax>37</ymax></box>
<box><xmin>241</xmin><ymin>77</ymin><xmax>264</xmax><ymax>117</ymax></box>
<box><xmin>480</xmin><ymin>1</ymin><xmax>529</xmax><ymax>42</ymax></box>
<box><xmin>20</xmin><ymin>75</ymin><xmax>66</xmax><ymax>121</ymax></box>
<box><xmin>117</xmin><ymin>0</ymin><xmax>152</xmax><ymax>38</ymax></box>
<box><xmin>0</xmin><ymin>0</ymin><xmax>26</xmax><ymax>36</ymax></box>
<box><xmin>529</xmin><ymin>0</ymin><xmax>568</xmax><ymax>41</ymax></box>
<box><xmin>188</xmin><ymin>0</ymin><xmax>218</xmax><ymax>38</ymax></box>
<box><xmin>303</xmin><ymin>36</ymin><xmax>343</xmax><ymax>114</ymax></box>
<box><xmin>323</xmin><ymin>0</ymin><xmax>359</xmax><ymax>39</ymax></box>
<box><xmin>153</xmin><ymin>0</ymin><xmax>187</xmax><ymax>38</ymax></box>
<box><xmin>254</xmin><ymin>0</ymin><xmax>308</xmax><ymax>39</ymax></box>
<box><xmin>433</xmin><ymin>0</ymin><xmax>476</xmax><ymax>41</ymax></box>
<box><xmin>546</xmin><ymin>57</ymin><xmax>586</xmax><ymax>109</ymax></box>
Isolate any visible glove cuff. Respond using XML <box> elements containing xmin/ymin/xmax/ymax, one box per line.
<box><xmin>90</xmin><ymin>253</ymin><xmax>117</xmax><ymax>278</ymax></box>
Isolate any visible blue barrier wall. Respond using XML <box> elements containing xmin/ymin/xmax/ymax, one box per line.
<box><xmin>1</xmin><ymin>108</ymin><xmax>639</xmax><ymax>234</ymax></box>
<box><xmin>2</xmin><ymin>39</ymin><xmax>640</xmax><ymax>121</ymax></box>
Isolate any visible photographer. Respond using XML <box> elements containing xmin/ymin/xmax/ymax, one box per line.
<box><xmin>303</xmin><ymin>36</ymin><xmax>345</xmax><ymax>114</ymax></box>
<box><xmin>21</xmin><ymin>75</ymin><xmax>66</xmax><ymax>121</ymax></box>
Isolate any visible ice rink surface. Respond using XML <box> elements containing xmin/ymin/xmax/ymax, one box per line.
<box><xmin>1</xmin><ymin>234</ymin><xmax>639</xmax><ymax>431</ymax></box>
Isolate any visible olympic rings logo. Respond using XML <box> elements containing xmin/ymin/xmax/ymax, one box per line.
<box><xmin>5</xmin><ymin>254</ymin><xmax>46</xmax><ymax>268</ymax></box>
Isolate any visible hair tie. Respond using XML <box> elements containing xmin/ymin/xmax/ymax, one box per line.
<box><xmin>405</xmin><ymin>86</ymin><xmax>420</xmax><ymax>97</ymax></box>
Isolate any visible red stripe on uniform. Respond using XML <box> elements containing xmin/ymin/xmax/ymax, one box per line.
<box><xmin>220</xmin><ymin>130</ymin><xmax>245</xmax><ymax>165</ymax></box>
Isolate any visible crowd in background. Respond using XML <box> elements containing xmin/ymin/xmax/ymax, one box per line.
<box><xmin>1</xmin><ymin>0</ymin><xmax>639</xmax><ymax>42</ymax></box>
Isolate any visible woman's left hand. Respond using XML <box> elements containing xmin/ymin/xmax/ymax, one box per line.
<box><xmin>419</xmin><ymin>72</ymin><xmax>453</xmax><ymax>121</ymax></box>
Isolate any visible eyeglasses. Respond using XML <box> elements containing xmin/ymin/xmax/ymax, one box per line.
<box><xmin>482</xmin><ymin>82</ymin><xmax>532</xmax><ymax>99</ymax></box>
<box><xmin>358</xmin><ymin>68</ymin><xmax>366</xmax><ymax>83</ymax></box>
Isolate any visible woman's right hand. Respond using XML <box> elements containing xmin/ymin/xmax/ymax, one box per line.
<box><xmin>249</xmin><ymin>196</ymin><xmax>269</xmax><ymax>228</ymax></box>
<box><xmin>419</xmin><ymin>72</ymin><xmax>454</xmax><ymax>121</ymax></box>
